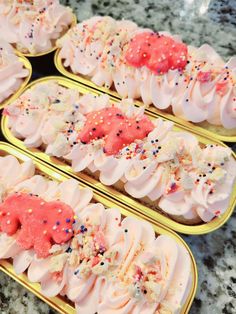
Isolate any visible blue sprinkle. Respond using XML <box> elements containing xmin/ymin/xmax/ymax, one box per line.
<box><xmin>66</xmin><ymin>247</ymin><xmax>72</xmax><ymax>253</ymax></box>
<box><xmin>74</xmin><ymin>269</ymin><xmax>79</xmax><ymax>275</ymax></box>
<box><xmin>66</xmin><ymin>218</ymin><xmax>71</xmax><ymax>223</ymax></box>
<box><xmin>65</xmin><ymin>229</ymin><xmax>69</xmax><ymax>233</ymax></box>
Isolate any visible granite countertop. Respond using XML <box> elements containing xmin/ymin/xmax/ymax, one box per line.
<box><xmin>0</xmin><ymin>0</ymin><xmax>236</xmax><ymax>314</ymax></box>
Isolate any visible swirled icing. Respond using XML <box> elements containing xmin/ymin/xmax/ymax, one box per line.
<box><xmin>0</xmin><ymin>40</ymin><xmax>29</xmax><ymax>103</ymax></box>
<box><xmin>0</xmin><ymin>155</ymin><xmax>192</xmax><ymax>313</ymax></box>
<box><xmin>6</xmin><ymin>81</ymin><xmax>236</xmax><ymax>223</ymax></box>
<box><xmin>57</xmin><ymin>16</ymin><xmax>236</xmax><ymax>129</ymax></box>
<box><xmin>0</xmin><ymin>154</ymin><xmax>35</xmax><ymax>201</ymax></box>
<box><xmin>0</xmin><ymin>0</ymin><xmax>74</xmax><ymax>54</ymax></box>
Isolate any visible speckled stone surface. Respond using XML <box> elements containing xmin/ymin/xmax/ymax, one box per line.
<box><xmin>0</xmin><ymin>0</ymin><xmax>235</xmax><ymax>314</ymax></box>
<box><xmin>63</xmin><ymin>0</ymin><xmax>236</xmax><ymax>60</ymax></box>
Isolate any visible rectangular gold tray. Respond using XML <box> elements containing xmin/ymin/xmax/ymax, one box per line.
<box><xmin>0</xmin><ymin>141</ymin><xmax>197</xmax><ymax>314</ymax></box>
<box><xmin>2</xmin><ymin>76</ymin><xmax>236</xmax><ymax>235</ymax></box>
<box><xmin>54</xmin><ymin>49</ymin><xmax>236</xmax><ymax>143</ymax></box>
<box><xmin>0</xmin><ymin>51</ymin><xmax>32</xmax><ymax>110</ymax></box>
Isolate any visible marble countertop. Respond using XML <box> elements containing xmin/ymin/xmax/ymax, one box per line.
<box><xmin>0</xmin><ymin>0</ymin><xmax>236</xmax><ymax>314</ymax></box>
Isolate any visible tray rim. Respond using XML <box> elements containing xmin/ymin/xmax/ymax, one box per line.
<box><xmin>0</xmin><ymin>141</ymin><xmax>198</xmax><ymax>314</ymax></box>
<box><xmin>54</xmin><ymin>48</ymin><xmax>236</xmax><ymax>143</ymax></box>
<box><xmin>1</xmin><ymin>75</ymin><xmax>236</xmax><ymax>235</ymax></box>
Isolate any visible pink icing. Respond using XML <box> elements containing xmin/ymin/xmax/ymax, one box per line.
<box><xmin>0</xmin><ymin>193</ymin><xmax>75</xmax><ymax>258</ymax></box>
<box><xmin>78</xmin><ymin>107</ymin><xmax>154</xmax><ymax>155</ymax></box>
<box><xmin>125</xmin><ymin>32</ymin><xmax>188</xmax><ymax>74</ymax></box>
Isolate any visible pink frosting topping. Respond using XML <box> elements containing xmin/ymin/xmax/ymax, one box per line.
<box><xmin>125</xmin><ymin>32</ymin><xmax>188</xmax><ymax>74</ymax></box>
<box><xmin>78</xmin><ymin>107</ymin><xmax>155</xmax><ymax>155</ymax></box>
<box><xmin>0</xmin><ymin>193</ymin><xmax>75</xmax><ymax>258</ymax></box>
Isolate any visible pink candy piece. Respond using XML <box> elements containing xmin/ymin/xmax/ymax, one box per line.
<box><xmin>78</xmin><ymin>107</ymin><xmax>154</xmax><ymax>155</ymax></box>
<box><xmin>0</xmin><ymin>193</ymin><xmax>75</xmax><ymax>258</ymax></box>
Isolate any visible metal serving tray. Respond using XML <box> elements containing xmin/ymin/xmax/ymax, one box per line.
<box><xmin>0</xmin><ymin>142</ymin><xmax>197</xmax><ymax>314</ymax></box>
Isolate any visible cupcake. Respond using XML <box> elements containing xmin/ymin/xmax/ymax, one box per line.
<box><xmin>0</xmin><ymin>155</ymin><xmax>193</xmax><ymax>313</ymax></box>
<box><xmin>0</xmin><ymin>0</ymin><xmax>74</xmax><ymax>55</ymax></box>
<box><xmin>5</xmin><ymin>80</ymin><xmax>236</xmax><ymax>225</ymax></box>
<box><xmin>57</xmin><ymin>16</ymin><xmax>236</xmax><ymax>130</ymax></box>
<box><xmin>0</xmin><ymin>40</ymin><xmax>29</xmax><ymax>104</ymax></box>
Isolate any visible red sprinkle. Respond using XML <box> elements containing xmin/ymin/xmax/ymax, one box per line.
<box><xmin>78</xmin><ymin>107</ymin><xmax>154</xmax><ymax>155</ymax></box>
<box><xmin>2</xmin><ymin>108</ymin><xmax>10</xmax><ymax>116</ymax></box>
<box><xmin>133</xmin><ymin>265</ymin><xmax>143</xmax><ymax>282</ymax></box>
<box><xmin>125</xmin><ymin>32</ymin><xmax>188</xmax><ymax>74</ymax></box>
<box><xmin>197</xmin><ymin>71</ymin><xmax>212</xmax><ymax>83</ymax></box>
<box><xmin>216</xmin><ymin>81</ymin><xmax>228</xmax><ymax>96</ymax></box>
<box><xmin>91</xmin><ymin>256</ymin><xmax>100</xmax><ymax>267</ymax></box>
<box><xmin>0</xmin><ymin>193</ymin><xmax>75</xmax><ymax>258</ymax></box>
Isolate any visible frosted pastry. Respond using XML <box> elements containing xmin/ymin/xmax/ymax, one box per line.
<box><xmin>0</xmin><ymin>0</ymin><xmax>74</xmax><ymax>54</ymax></box>
<box><xmin>57</xmin><ymin>16</ymin><xmax>236</xmax><ymax>129</ymax></box>
<box><xmin>0</xmin><ymin>155</ymin><xmax>193</xmax><ymax>314</ymax></box>
<box><xmin>0</xmin><ymin>40</ymin><xmax>29</xmax><ymax>103</ymax></box>
<box><xmin>5</xmin><ymin>81</ymin><xmax>236</xmax><ymax>224</ymax></box>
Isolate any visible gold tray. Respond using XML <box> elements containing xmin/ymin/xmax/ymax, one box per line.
<box><xmin>0</xmin><ymin>51</ymin><xmax>32</xmax><ymax>110</ymax></box>
<box><xmin>14</xmin><ymin>14</ymin><xmax>77</xmax><ymax>58</ymax></box>
<box><xmin>2</xmin><ymin>76</ymin><xmax>236</xmax><ymax>235</ymax></box>
<box><xmin>54</xmin><ymin>49</ymin><xmax>236</xmax><ymax>143</ymax></box>
<box><xmin>0</xmin><ymin>141</ymin><xmax>197</xmax><ymax>314</ymax></box>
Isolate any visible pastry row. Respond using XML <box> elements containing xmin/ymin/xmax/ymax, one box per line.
<box><xmin>57</xmin><ymin>16</ymin><xmax>236</xmax><ymax>129</ymax></box>
<box><xmin>0</xmin><ymin>154</ymin><xmax>192</xmax><ymax>314</ymax></box>
<box><xmin>5</xmin><ymin>80</ymin><xmax>236</xmax><ymax>225</ymax></box>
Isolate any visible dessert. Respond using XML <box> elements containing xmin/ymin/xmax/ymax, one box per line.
<box><xmin>5</xmin><ymin>80</ymin><xmax>236</xmax><ymax>225</ymax></box>
<box><xmin>0</xmin><ymin>40</ymin><xmax>29</xmax><ymax>103</ymax></box>
<box><xmin>57</xmin><ymin>16</ymin><xmax>236</xmax><ymax>130</ymax></box>
<box><xmin>0</xmin><ymin>0</ymin><xmax>74</xmax><ymax>55</ymax></box>
<box><xmin>0</xmin><ymin>154</ymin><xmax>193</xmax><ymax>313</ymax></box>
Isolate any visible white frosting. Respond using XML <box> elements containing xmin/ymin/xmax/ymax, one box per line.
<box><xmin>57</xmin><ymin>17</ymin><xmax>236</xmax><ymax>129</ymax></box>
<box><xmin>0</xmin><ymin>0</ymin><xmax>74</xmax><ymax>54</ymax></box>
<box><xmin>0</xmin><ymin>40</ymin><xmax>29</xmax><ymax>103</ymax></box>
